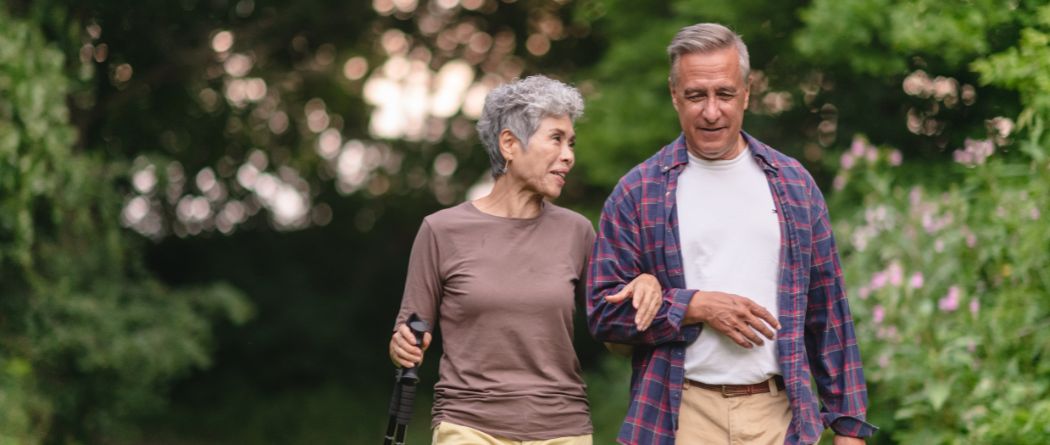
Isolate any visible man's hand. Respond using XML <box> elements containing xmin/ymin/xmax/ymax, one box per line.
<box><xmin>605</xmin><ymin>273</ymin><xmax>662</xmax><ymax>331</ymax></box>
<box><xmin>833</xmin><ymin>435</ymin><xmax>865</xmax><ymax>445</ymax></box>
<box><xmin>683</xmin><ymin>290</ymin><xmax>780</xmax><ymax>348</ymax></box>
<box><xmin>388</xmin><ymin>323</ymin><xmax>433</xmax><ymax>368</ymax></box>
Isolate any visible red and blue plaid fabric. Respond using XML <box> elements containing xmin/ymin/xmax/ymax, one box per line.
<box><xmin>587</xmin><ymin>132</ymin><xmax>877</xmax><ymax>444</ymax></box>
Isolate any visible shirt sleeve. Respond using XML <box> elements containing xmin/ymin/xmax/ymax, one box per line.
<box><xmin>804</xmin><ymin>186</ymin><xmax>878</xmax><ymax>438</ymax></box>
<box><xmin>394</xmin><ymin>219</ymin><xmax>442</xmax><ymax>332</ymax></box>
<box><xmin>586</xmin><ymin>179</ymin><xmax>700</xmax><ymax>346</ymax></box>
<box><xmin>576</xmin><ymin>223</ymin><xmax>597</xmax><ymax>306</ymax></box>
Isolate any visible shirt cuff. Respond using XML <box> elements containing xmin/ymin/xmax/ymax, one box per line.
<box><xmin>827</xmin><ymin>414</ymin><xmax>878</xmax><ymax>438</ymax></box>
<box><xmin>667</xmin><ymin>289</ymin><xmax>701</xmax><ymax>343</ymax></box>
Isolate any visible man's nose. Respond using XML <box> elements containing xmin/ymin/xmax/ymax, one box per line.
<box><xmin>701</xmin><ymin>99</ymin><xmax>720</xmax><ymax>122</ymax></box>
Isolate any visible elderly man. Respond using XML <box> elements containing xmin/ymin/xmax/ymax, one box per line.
<box><xmin>587</xmin><ymin>23</ymin><xmax>877</xmax><ymax>445</ymax></box>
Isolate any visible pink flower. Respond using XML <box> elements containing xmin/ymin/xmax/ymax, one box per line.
<box><xmin>851</xmin><ymin>138</ymin><xmax>866</xmax><ymax>157</ymax></box>
<box><xmin>887</xmin><ymin>262</ymin><xmax>903</xmax><ymax>286</ymax></box>
<box><xmin>939</xmin><ymin>286</ymin><xmax>961</xmax><ymax>312</ymax></box>
<box><xmin>865</xmin><ymin>147</ymin><xmax>878</xmax><ymax>163</ymax></box>
<box><xmin>962</xmin><ymin>226</ymin><xmax>977</xmax><ymax>248</ymax></box>
<box><xmin>909</xmin><ymin>187</ymin><xmax>922</xmax><ymax>207</ymax></box>
<box><xmin>878</xmin><ymin>355</ymin><xmax>890</xmax><ymax>368</ymax></box>
<box><xmin>969</xmin><ymin>298</ymin><xmax>980</xmax><ymax>315</ymax></box>
<box><xmin>909</xmin><ymin>272</ymin><xmax>924</xmax><ymax>289</ymax></box>
<box><xmin>922</xmin><ymin>213</ymin><xmax>936</xmax><ymax>234</ymax></box>
<box><xmin>1032</xmin><ymin>208</ymin><xmax>1041</xmax><ymax>220</ymax></box>
<box><xmin>840</xmin><ymin>153</ymin><xmax>856</xmax><ymax>170</ymax></box>
<box><xmin>858</xmin><ymin>286</ymin><xmax>871</xmax><ymax>300</ymax></box>
<box><xmin>934</xmin><ymin>239</ymin><xmax>945</xmax><ymax>252</ymax></box>
<box><xmin>833</xmin><ymin>175</ymin><xmax>846</xmax><ymax>191</ymax></box>
<box><xmin>871</xmin><ymin>272</ymin><xmax>888</xmax><ymax>290</ymax></box>
<box><xmin>873</xmin><ymin>305</ymin><xmax>885</xmax><ymax>323</ymax></box>
<box><xmin>889</xmin><ymin>150</ymin><xmax>902</xmax><ymax>166</ymax></box>
<box><xmin>954</xmin><ymin>138</ymin><xmax>995</xmax><ymax>166</ymax></box>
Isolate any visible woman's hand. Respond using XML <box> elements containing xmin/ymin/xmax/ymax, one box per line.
<box><xmin>604</xmin><ymin>273</ymin><xmax>663</xmax><ymax>331</ymax></box>
<box><xmin>389</xmin><ymin>323</ymin><xmax>433</xmax><ymax>368</ymax></box>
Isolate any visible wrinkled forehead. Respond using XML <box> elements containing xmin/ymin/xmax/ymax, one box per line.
<box><xmin>673</xmin><ymin>50</ymin><xmax>746</xmax><ymax>90</ymax></box>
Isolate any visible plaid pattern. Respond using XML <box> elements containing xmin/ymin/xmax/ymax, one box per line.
<box><xmin>587</xmin><ymin>133</ymin><xmax>877</xmax><ymax>444</ymax></box>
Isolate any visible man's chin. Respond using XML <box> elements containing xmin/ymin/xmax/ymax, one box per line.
<box><xmin>689</xmin><ymin>143</ymin><xmax>730</xmax><ymax>157</ymax></box>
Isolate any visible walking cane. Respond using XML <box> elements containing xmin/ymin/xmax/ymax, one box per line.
<box><xmin>384</xmin><ymin>313</ymin><xmax>429</xmax><ymax>445</ymax></box>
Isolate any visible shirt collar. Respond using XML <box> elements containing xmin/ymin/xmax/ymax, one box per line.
<box><xmin>662</xmin><ymin>131</ymin><xmax>780</xmax><ymax>175</ymax></box>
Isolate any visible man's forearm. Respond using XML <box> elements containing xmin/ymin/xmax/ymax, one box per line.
<box><xmin>588</xmin><ymin>287</ymin><xmax>698</xmax><ymax>345</ymax></box>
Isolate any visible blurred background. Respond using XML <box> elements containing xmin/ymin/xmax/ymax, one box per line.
<box><xmin>2</xmin><ymin>0</ymin><xmax>1048</xmax><ymax>443</ymax></box>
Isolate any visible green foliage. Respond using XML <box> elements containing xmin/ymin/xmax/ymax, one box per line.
<box><xmin>131</xmin><ymin>384</ymin><xmax>433</xmax><ymax>444</ymax></box>
<box><xmin>0</xmin><ymin>9</ymin><xmax>251</xmax><ymax>443</ymax></box>
<box><xmin>796</xmin><ymin>0</ymin><xmax>1016</xmax><ymax>76</ymax></box>
<box><xmin>973</xmin><ymin>4</ymin><xmax>1050</xmax><ymax>163</ymax></box>
<box><xmin>804</xmin><ymin>2</ymin><xmax>1050</xmax><ymax>443</ymax></box>
<box><xmin>585</xmin><ymin>354</ymin><xmax>633</xmax><ymax>443</ymax></box>
<box><xmin>0</xmin><ymin>6</ymin><xmax>75</xmax><ymax>272</ymax></box>
<box><xmin>831</xmin><ymin>135</ymin><xmax>1050</xmax><ymax>444</ymax></box>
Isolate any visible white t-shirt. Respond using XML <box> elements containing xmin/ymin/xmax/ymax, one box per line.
<box><xmin>677</xmin><ymin>147</ymin><xmax>782</xmax><ymax>385</ymax></box>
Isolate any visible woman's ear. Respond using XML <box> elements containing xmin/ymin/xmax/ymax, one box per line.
<box><xmin>498</xmin><ymin>129</ymin><xmax>519</xmax><ymax>163</ymax></box>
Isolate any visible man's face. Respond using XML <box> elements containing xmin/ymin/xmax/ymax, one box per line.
<box><xmin>670</xmin><ymin>47</ymin><xmax>750</xmax><ymax>160</ymax></box>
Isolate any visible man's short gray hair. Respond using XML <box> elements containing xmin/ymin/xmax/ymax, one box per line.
<box><xmin>667</xmin><ymin>23</ymin><xmax>750</xmax><ymax>87</ymax></box>
<box><xmin>476</xmin><ymin>75</ymin><xmax>584</xmax><ymax>178</ymax></box>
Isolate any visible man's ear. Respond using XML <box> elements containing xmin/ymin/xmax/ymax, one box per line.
<box><xmin>743</xmin><ymin>74</ymin><xmax>751</xmax><ymax>110</ymax></box>
<box><xmin>498</xmin><ymin>128</ymin><xmax>519</xmax><ymax>162</ymax></box>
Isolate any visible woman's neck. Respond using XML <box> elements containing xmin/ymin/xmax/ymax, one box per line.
<box><xmin>472</xmin><ymin>177</ymin><xmax>545</xmax><ymax>219</ymax></box>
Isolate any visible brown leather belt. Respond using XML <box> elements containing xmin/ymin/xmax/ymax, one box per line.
<box><xmin>687</xmin><ymin>376</ymin><xmax>785</xmax><ymax>398</ymax></box>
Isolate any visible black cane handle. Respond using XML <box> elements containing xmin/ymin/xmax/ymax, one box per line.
<box><xmin>400</xmin><ymin>314</ymin><xmax>430</xmax><ymax>383</ymax></box>
<box><xmin>384</xmin><ymin>313</ymin><xmax>430</xmax><ymax>445</ymax></box>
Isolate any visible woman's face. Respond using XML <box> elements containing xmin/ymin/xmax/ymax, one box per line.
<box><xmin>506</xmin><ymin>115</ymin><xmax>575</xmax><ymax>200</ymax></box>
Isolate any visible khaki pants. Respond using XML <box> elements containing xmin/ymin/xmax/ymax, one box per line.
<box><xmin>676</xmin><ymin>379</ymin><xmax>792</xmax><ymax>445</ymax></box>
<box><xmin>432</xmin><ymin>421</ymin><xmax>592</xmax><ymax>445</ymax></box>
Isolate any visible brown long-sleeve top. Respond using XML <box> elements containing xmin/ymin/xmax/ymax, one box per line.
<box><xmin>394</xmin><ymin>201</ymin><xmax>595</xmax><ymax>440</ymax></box>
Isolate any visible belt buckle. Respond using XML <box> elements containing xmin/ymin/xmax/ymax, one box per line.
<box><xmin>720</xmin><ymin>385</ymin><xmax>730</xmax><ymax>398</ymax></box>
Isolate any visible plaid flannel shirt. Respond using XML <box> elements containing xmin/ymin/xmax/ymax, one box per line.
<box><xmin>587</xmin><ymin>132</ymin><xmax>877</xmax><ymax>444</ymax></box>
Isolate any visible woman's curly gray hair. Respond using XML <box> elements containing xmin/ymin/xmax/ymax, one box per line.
<box><xmin>475</xmin><ymin>75</ymin><xmax>584</xmax><ymax>178</ymax></box>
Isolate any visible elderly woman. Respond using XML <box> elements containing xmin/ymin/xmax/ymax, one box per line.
<box><xmin>388</xmin><ymin>75</ymin><xmax>660</xmax><ymax>444</ymax></box>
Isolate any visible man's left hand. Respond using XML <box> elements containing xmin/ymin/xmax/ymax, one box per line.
<box><xmin>833</xmin><ymin>435</ymin><xmax>865</xmax><ymax>445</ymax></box>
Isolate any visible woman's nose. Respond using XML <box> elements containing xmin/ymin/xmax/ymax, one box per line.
<box><xmin>560</xmin><ymin>144</ymin><xmax>574</xmax><ymax>167</ymax></box>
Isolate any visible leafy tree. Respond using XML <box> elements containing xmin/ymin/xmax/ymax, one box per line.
<box><xmin>0</xmin><ymin>9</ymin><xmax>250</xmax><ymax>443</ymax></box>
